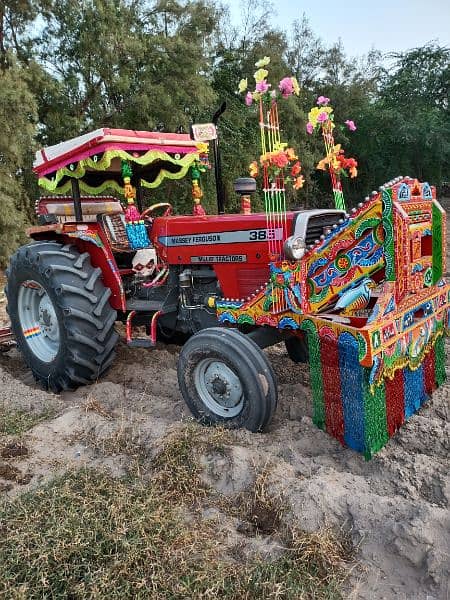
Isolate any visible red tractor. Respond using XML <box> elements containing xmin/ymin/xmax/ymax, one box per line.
<box><xmin>7</xmin><ymin>118</ymin><xmax>447</xmax><ymax>456</ymax></box>
<box><xmin>4</xmin><ymin>122</ymin><xmax>342</xmax><ymax>428</ymax></box>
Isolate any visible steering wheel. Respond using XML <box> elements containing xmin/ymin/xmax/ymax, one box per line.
<box><xmin>141</xmin><ymin>202</ymin><xmax>173</xmax><ymax>220</ymax></box>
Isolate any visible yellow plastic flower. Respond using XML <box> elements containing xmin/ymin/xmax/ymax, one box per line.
<box><xmin>286</xmin><ymin>147</ymin><xmax>298</xmax><ymax>161</ymax></box>
<box><xmin>291</xmin><ymin>77</ymin><xmax>300</xmax><ymax>95</ymax></box>
<box><xmin>255</xmin><ymin>56</ymin><xmax>271</xmax><ymax>68</ymax></box>
<box><xmin>252</xmin><ymin>91</ymin><xmax>261</xmax><ymax>101</ymax></box>
<box><xmin>195</xmin><ymin>142</ymin><xmax>209</xmax><ymax>153</ymax></box>
<box><xmin>254</xmin><ymin>68</ymin><xmax>269</xmax><ymax>83</ymax></box>
<box><xmin>308</xmin><ymin>104</ymin><xmax>334</xmax><ymax>127</ymax></box>
<box><xmin>316</xmin><ymin>144</ymin><xmax>342</xmax><ymax>171</ymax></box>
<box><xmin>249</xmin><ymin>161</ymin><xmax>259</xmax><ymax>177</ymax></box>
<box><xmin>238</xmin><ymin>78</ymin><xmax>248</xmax><ymax>93</ymax></box>
<box><xmin>308</xmin><ymin>106</ymin><xmax>321</xmax><ymax>127</ymax></box>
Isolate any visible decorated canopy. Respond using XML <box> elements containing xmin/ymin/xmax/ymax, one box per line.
<box><xmin>33</xmin><ymin>128</ymin><xmax>203</xmax><ymax>195</ymax></box>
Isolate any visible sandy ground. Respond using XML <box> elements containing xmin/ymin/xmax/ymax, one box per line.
<box><xmin>0</xmin><ymin>249</ymin><xmax>449</xmax><ymax>598</ymax></box>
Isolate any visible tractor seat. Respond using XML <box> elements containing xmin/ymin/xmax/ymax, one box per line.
<box><xmin>36</xmin><ymin>196</ymin><xmax>123</xmax><ymax>223</ymax></box>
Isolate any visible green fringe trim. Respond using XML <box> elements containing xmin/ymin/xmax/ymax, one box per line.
<box><xmin>434</xmin><ymin>334</ymin><xmax>446</xmax><ymax>387</ymax></box>
<box><xmin>363</xmin><ymin>369</ymin><xmax>388</xmax><ymax>460</ymax></box>
<box><xmin>301</xmin><ymin>320</ymin><xmax>325</xmax><ymax>430</ymax></box>
<box><xmin>432</xmin><ymin>201</ymin><xmax>443</xmax><ymax>284</ymax></box>
<box><xmin>38</xmin><ymin>149</ymin><xmax>199</xmax><ymax>195</ymax></box>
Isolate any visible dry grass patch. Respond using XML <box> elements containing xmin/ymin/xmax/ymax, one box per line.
<box><xmin>0</xmin><ymin>407</ymin><xmax>55</xmax><ymax>437</ymax></box>
<box><xmin>80</xmin><ymin>420</ymin><xmax>150</xmax><ymax>462</ymax></box>
<box><xmin>0</xmin><ymin>468</ymin><xmax>352</xmax><ymax>599</ymax></box>
<box><xmin>151</xmin><ymin>422</ymin><xmax>231</xmax><ymax>502</ymax></box>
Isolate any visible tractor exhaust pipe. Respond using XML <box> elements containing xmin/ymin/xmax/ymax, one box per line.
<box><xmin>212</xmin><ymin>102</ymin><xmax>227</xmax><ymax>214</ymax></box>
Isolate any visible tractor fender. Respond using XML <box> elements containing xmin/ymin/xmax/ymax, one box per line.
<box><xmin>26</xmin><ymin>224</ymin><xmax>126</xmax><ymax>311</ymax></box>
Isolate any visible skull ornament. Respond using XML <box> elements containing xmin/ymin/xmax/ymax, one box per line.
<box><xmin>132</xmin><ymin>248</ymin><xmax>158</xmax><ymax>278</ymax></box>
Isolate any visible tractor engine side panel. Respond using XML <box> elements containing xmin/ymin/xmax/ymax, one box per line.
<box><xmin>151</xmin><ymin>213</ymin><xmax>296</xmax><ymax>298</ymax></box>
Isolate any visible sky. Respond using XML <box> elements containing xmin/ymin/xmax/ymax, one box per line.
<box><xmin>225</xmin><ymin>0</ymin><xmax>450</xmax><ymax>57</ymax></box>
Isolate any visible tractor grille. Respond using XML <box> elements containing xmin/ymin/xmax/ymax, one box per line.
<box><xmin>237</xmin><ymin>267</ymin><xmax>270</xmax><ymax>297</ymax></box>
<box><xmin>305</xmin><ymin>213</ymin><xmax>344</xmax><ymax>245</ymax></box>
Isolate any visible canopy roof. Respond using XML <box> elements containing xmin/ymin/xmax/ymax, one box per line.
<box><xmin>34</xmin><ymin>128</ymin><xmax>203</xmax><ymax>195</ymax></box>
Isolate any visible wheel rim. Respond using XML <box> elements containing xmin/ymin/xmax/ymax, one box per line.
<box><xmin>194</xmin><ymin>358</ymin><xmax>244</xmax><ymax>418</ymax></box>
<box><xmin>17</xmin><ymin>280</ymin><xmax>60</xmax><ymax>363</ymax></box>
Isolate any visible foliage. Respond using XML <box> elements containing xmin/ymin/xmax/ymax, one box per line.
<box><xmin>0</xmin><ymin>2</ymin><xmax>448</xmax><ymax>264</ymax></box>
<box><xmin>0</xmin><ymin>57</ymin><xmax>37</xmax><ymax>264</ymax></box>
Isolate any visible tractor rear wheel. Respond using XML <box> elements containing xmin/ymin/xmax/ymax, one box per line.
<box><xmin>177</xmin><ymin>327</ymin><xmax>277</xmax><ymax>432</ymax></box>
<box><xmin>6</xmin><ymin>241</ymin><xmax>118</xmax><ymax>392</ymax></box>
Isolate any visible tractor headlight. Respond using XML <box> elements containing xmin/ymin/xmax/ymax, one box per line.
<box><xmin>284</xmin><ymin>236</ymin><xmax>306</xmax><ymax>260</ymax></box>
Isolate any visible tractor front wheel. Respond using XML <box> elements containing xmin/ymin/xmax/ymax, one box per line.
<box><xmin>6</xmin><ymin>241</ymin><xmax>119</xmax><ymax>392</ymax></box>
<box><xmin>177</xmin><ymin>327</ymin><xmax>277</xmax><ymax>432</ymax></box>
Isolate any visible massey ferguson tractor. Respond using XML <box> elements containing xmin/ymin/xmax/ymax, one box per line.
<box><xmin>2</xmin><ymin>103</ymin><xmax>449</xmax><ymax>457</ymax></box>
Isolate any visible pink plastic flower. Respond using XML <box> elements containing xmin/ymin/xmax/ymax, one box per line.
<box><xmin>345</xmin><ymin>119</ymin><xmax>357</xmax><ymax>131</ymax></box>
<box><xmin>306</xmin><ymin>122</ymin><xmax>314</xmax><ymax>135</ymax></box>
<box><xmin>278</xmin><ymin>77</ymin><xmax>294</xmax><ymax>98</ymax></box>
<box><xmin>255</xmin><ymin>80</ymin><xmax>270</xmax><ymax>93</ymax></box>
<box><xmin>245</xmin><ymin>91</ymin><xmax>253</xmax><ymax>106</ymax></box>
<box><xmin>317</xmin><ymin>96</ymin><xmax>330</xmax><ymax>105</ymax></box>
<box><xmin>317</xmin><ymin>111</ymin><xmax>329</xmax><ymax>123</ymax></box>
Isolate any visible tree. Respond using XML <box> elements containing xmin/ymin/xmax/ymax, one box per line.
<box><xmin>0</xmin><ymin>58</ymin><xmax>38</xmax><ymax>265</ymax></box>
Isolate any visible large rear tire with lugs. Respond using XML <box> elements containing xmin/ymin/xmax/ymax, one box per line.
<box><xmin>6</xmin><ymin>241</ymin><xmax>119</xmax><ymax>392</ymax></box>
<box><xmin>177</xmin><ymin>327</ymin><xmax>278</xmax><ymax>432</ymax></box>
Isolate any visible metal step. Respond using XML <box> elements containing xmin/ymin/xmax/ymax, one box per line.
<box><xmin>127</xmin><ymin>338</ymin><xmax>155</xmax><ymax>349</ymax></box>
<box><xmin>126</xmin><ymin>298</ymin><xmax>165</xmax><ymax>312</ymax></box>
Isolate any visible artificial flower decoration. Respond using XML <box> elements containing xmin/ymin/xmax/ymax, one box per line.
<box><xmin>254</xmin><ymin>68</ymin><xmax>269</xmax><ymax>83</ymax></box>
<box><xmin>279</xmin><ymin>77</ymin><xmax>294</xmax><ymax>98</ymax></box>
<box><xmin>271</xmin><ymin>151</ymin><xmax>289</xmax><ymax>169</ymax></box>
<box><xmin>238</xmin><ymin>78</ymin><xmax>248</xmax><ymax>93</ymax></box>
<box><xmin>256</xmin><ymin>80</ymin><xmax>270</xmax><ymax>93</ymax></box>
<box><xmin>249</xmin><ymin>161</ymin><xmax>259</xmax><ymax>177</ymax></box>
<box><xmin>255</xmin><ymin>56</ymin><xmax>271</xmax><ymax>68</ymax></box>
<box><xmin>306</xmin><ymin>95</ymin><xmax>357</xmax><ymax>210</ymax></box>
<box><xmin>292</xmin><ymin>77</ymin><xmax>300</xmax><ymax>96</ymax></box>
<box><xmin>239</xmin><ymin>58</ymin><xmax>304</xmax><ymax>195</ymax></box>
<box><xmin>239</xmin><ymin>57</ymin><xmax>301</xmax><ymax>107</ymax></box>
<box><xmin>307</xmin><ymin>105</ymin><xmax>333</xmax><ymax>129</ymax></box>
<box><xmin>317</xmin><ymin>145</ymin><xmax>358</xmax><ymax>179</ymax></box>
<box><xmin>278</xmin><ymin>77</ymin><xmax>300</xmax><ymax>98</ymax></box>
<box><xmin>291</xmin><ymin>161</ymin><xmax>301</xmax><ymax>177</ymax></box>
<box><xmin>195</xmin><ymin>142</ymin><xmax>209</xmax><ymax>154</ymax></box>
<box><xmin>293</xmin><ymin>175</ymin><xmax>305</xmax><ymax>189</ymax></box>
<box><xmin>286</xmin><ymin>147</ymin><xmax>298</xmax><ymax>161</ymax></box>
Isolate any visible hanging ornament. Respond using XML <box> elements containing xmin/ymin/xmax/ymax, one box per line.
<box><xmin>190</xmin><ymin>163</ymin><xmax>206</xmax><ymax>216</ymax></box>
<box><xmin>121</xmin><ymin>160</ymin><xmax>151</xmax><ymax>249</ymax></box>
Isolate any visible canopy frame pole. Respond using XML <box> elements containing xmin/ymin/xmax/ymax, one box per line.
<box><xmin>71</xmin><ymin>179</ymin><xmax>83</xmax><ymax>222</ymax></box>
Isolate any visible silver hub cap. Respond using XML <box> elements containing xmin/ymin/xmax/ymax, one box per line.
<box><xmin>17</xmin><ymin>280</ymin><xmax>60</xmax><ymax>362</ymax></box>
<box><xmin>194</xmin><ymin>359</ymin><xmax>244</xmax><ymax>417</ymax></box>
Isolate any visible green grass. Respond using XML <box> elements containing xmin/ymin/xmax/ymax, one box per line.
<box><xmin>0</xmin><ymin>407</ymin><xmax>55</xmax><ymax>437</ymax></box>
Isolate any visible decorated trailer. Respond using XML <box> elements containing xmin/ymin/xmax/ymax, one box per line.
<box><xmin>2</xmin><ymin>60</ymin><xmax>448</xmax><ymax>459</ymax></box>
